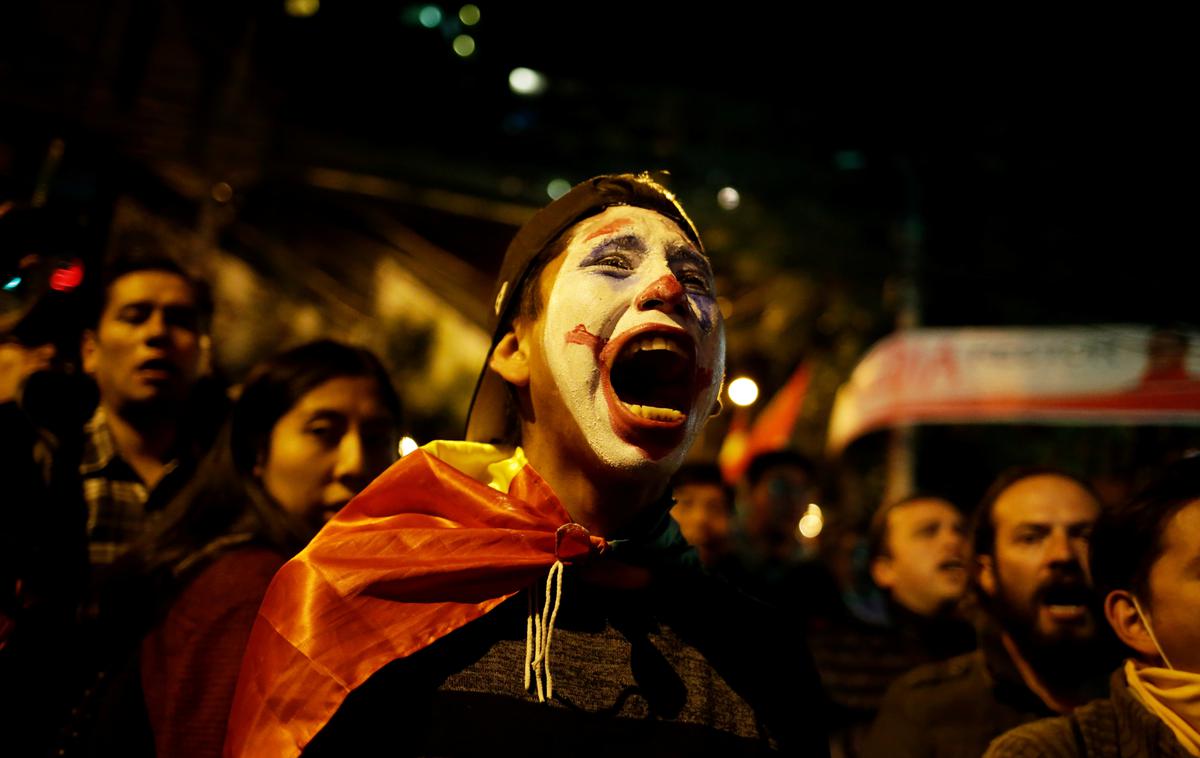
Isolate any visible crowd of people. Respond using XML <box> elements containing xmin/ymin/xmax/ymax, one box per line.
<box><xmin>1</xmin><ymin>173</ymin><xmax>1197</xmax><ymax>757</ymax></box>
<box><xmin>667</xmin><ymin>454</ymin><xmax>1200</xmax><ymax>757</ymax></box>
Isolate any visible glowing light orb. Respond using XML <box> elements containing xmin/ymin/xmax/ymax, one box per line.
<box><xmin>285</xmin><ymin>0</ymin><xmax>319</xmax><ymax>17</ymax></box>
<box><xmin>546</xmin><ymin>178</ymin><xmax>571</xmax><ymax>200</ymax></box>
<box><xmin>727</xmin><ymin>377</ymin><xmax>759</xmax><ymax>407</ymax></box>
<box><xmin>49</xmin><ymin>260</ymin><xmax>84</xmax><ymax>292</ymax></box>
<box><xmin>798</xmin><ymin>503</ymin><xmax>824</xmax><ymax>539</ymax></box>
<box><xmin>399</xmin><ymin>437</ymin><xmax>419</xmax><ymax>457</ymax></box>
<box><xmin>459</xmin><ymin>4</ymin><xmax>480</xmax><ymax>25</ymax></box>
<box><xmin>509</xmin><ymin>67</ymin><xmax>547</xmax><ymax>96</ymax></box>
<box><xmin>717</xmin><ymin>186</ymin><xmax>740</xmax><ymax>210</ymax></box>
<box><xmin>418</xmin><ymin>5</ymin><xmax>442</xmax><ymax>28</ymax></box>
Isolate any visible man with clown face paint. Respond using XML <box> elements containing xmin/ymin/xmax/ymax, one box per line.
<box><xmin>487</xmin><ymin>203</ymin><xmax>727</xmax><ymax>535</ymax></box>
<box><xmin>225</xmin><ymin>174</ymin><xmax>827</xmax><ymax>758</ymax></box>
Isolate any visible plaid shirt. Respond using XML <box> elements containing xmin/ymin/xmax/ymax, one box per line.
<box><xmin>79</xmin><ymin>407</ymin><xmax>181</xmax><ymax>567</ymax></box>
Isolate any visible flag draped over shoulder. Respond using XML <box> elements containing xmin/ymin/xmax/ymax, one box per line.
<box><xmin>223</xmin><ymin>441</ymin><xmax>606</xmax><ymax>758</ymax></box>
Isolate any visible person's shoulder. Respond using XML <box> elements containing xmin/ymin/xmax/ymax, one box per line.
<box><xmin>181</xmin><ymin>546</ymin><xmax>287</xmax><ymax>608</ymax></box>
<box><xmin>984</xmin><ymin>710</ymin><xmax>1091</xmax><ymax>758</ymax></box>
<box><xmin>206</xmin><ymin>545</ymin><xmax>287</xmax><ymax>576</ymax></box>
<box><xmin>890</xmin><ymin>649</ymin><xmax>982</xmax><ymax>692</ymax></box>
<box><xmin>875</xmin><ymin>650</ymin><xmax>987</xmax><ymax>722</ymax></box>
<box><xmin>863</xmin><ymin>651</ymin><xmax>989</xmax><ymax>757</ymax></box>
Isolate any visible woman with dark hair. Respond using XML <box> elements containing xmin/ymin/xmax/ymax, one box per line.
<box><xmin>117</xmin><ymin>340</ymin><xmax>401</xmax><ymax>758</ymax></box>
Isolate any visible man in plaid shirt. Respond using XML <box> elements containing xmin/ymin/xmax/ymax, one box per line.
<box><xmin>79</xmin><ymin>252</ymin><xmax>212</xmax><ymax>569</ymax></box>
<box><xmin>1</xmin><ymin>249</ymin><xmax>215</xmax><ymax>755</ymax></box>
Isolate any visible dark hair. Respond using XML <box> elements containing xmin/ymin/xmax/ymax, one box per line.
<box><xmin>512</xmin><ymin>230</ymin><xmax>574</xmax><ymax>325</ymax></box>
<box><xmin>496</xmin><ymin>224</ymin><xmax>583</xmax><ymax>443</ymax></box>
<box><xmin>134</xmin><ymin>340</ymin><xmax>401</xmax><ymax>579</ymax></box>
<box><xmin>868</xmin><ymin>493</ymin><xmax>958</xmax><ymax>562</ymax></box>
<box><xmin>91</xmin><ymin>237</ymin><xmax>213</xmax><ymax>331</ymax></box>
<box><xmin>745</xmin><ymin>450</ymin><xmax>816</xmax><ymax>489</ymax></box>
<box><xmin>671</xmin><ymin>463</ymin><xmax>734</xmax><ymax>512</ymax></box>
<box><xmin>971</xmin><ymin>465</ymin><xmax>1099</xmax><ymax>557</ymax></box>
<box><xmin>1090</xmin><ymin>456</ymin><xmax>1200</xmax><ymax>604</ymax></box>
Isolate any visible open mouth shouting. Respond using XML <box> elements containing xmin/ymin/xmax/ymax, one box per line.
<box><xmin>1038</xmin><ymin>582</ymin><xmax>1092</xmax><ymax>624</ymax></box>
<box><xmin>600</xmin><ymin>325</ymin><xmax>698</xmax><ymax>449</ymax></box>
<box><xmin>555</xmin><ymin>315</ymin><xmax>718</xmax><ymax>465</ymax></box>
<box><xmin>135</xmin><ymin>356</ymin><xmax>181</xmax><ymax>383</ymax></box>
<box><xmin>604</xmin><ymin>323</ymin><xmax>700</xmax><ymax>426</ymax></box>
<box><xmin>936</xmin><ymin>557</ymin><xmax>967</xmax><ymax>576</ymax></box>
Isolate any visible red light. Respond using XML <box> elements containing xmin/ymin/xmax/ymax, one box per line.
<box><xmin>50</xmin><ymin>259</ymin><xmax>84</xmax><ymax>292</ymax></box>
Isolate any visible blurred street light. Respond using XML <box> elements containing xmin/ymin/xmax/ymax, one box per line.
<box><xmin>418</xmin><ymin>5</ymin><xmax>442</xmax><ymax>28</ymax></box>
<box><xmin>546</xmin><ymin>178</ymin><xmax>571</xmax><ymax>199</ymax></box>
<box><xmin>717</xmin><ymin>186</ymin><xmax>740</xmax><ymax>210</ymax></box>
<box><xmin>728</xmin><ymin>377</ymin><xmax>759</xmax><ymax>406</ymax></box>
<box><xmin>459</xmin><ymin>4</ymin><xmax>480</xmax><ymax>25</ymax></box>
<box><xmin>285</xmin><ymin>0</ymin><xmax>319</xmax><ymax>18</ymax></box>
<box><xmin>509</xmin><ymin>67</ymin><xmax>547</xmax><ymax>96</ymax></box>
<box><xmin>452</xmin><ymin>34</ymin><xmax>476</xmax><ymax>57</ymax></box>
<box><xmin>797</xmin><ymin>503</ymin><xmax>824</xmax><ymax>539</ymax></box>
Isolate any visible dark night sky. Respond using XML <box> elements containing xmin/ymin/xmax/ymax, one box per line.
<box><xmin>2</xmin><ymin>3</ymin><xmax>1194</xmax><ymax>327</ymax></box>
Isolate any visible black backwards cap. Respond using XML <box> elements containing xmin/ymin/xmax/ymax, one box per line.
<box><xmin>465</xmin><ymin>172</ymin><xmax>703</xmax><ymax>443</ymax></box>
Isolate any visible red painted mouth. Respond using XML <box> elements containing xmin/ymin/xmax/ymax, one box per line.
<box><xmin>597</xmin><ymin>323</ymin><xmax>700</xmax><ymax>459</ymax></box>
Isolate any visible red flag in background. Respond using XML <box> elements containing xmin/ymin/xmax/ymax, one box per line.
<box><xmin>717</xmin><ymin>406</ymin><xmax>751</xmax><ymax>484</ymax></box>
<box><xmin>718</xmin><ymin>364</ymin><xmax>811</xmax><ymax>484</ymax></box>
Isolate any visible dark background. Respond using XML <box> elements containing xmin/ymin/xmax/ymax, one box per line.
<box><xmin>3</xmin><ymin>2</ymin><xmax>1195</xmax><ymax>514</ymax></box>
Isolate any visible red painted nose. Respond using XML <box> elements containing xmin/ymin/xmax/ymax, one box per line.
<box><xmin>636</xmin><ymin>274</ymin><xmax>686</xmax><ymax>313</ymax></box>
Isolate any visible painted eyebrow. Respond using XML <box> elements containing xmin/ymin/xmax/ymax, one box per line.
<box><xmin>583</xmin><ymin>217</ymin><xmax>634</xmax><ymax>242</ymax></box>
<box><xmin>580</xmin><ymin>234</ymin><xmax>647</xmax><ymax>265</ymax></box>
<box><xmin>668</xmin><ymin>246</ymin><xmax>714</xmax><ymax>279</ymax></box>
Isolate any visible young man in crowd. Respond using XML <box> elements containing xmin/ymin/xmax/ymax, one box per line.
<box><xmin>78</xmin><ymin>251</ymin><xmax>212</xmax><ymax>569</ymax></box>
<box><xmin>863</xmin><ymin>468</ymin><xmax>1116</xmax><ymax>757</ymax></box>
<box><xmin>986</xmin><ymin>457</ymin><xmax>1200</xmax><ymax>757</ymax></box>
<box><xmin>669</xmin><ymin>462</ymin><xmax>735</xmax><ymax>567</ymax></box>
<box><xmin>868</xmin><ymin>495</ymin><xmax>973</xmax><ymax>625</ymax></box>
<box><xmin>226</xmin><ymin>173</ymin><xmax>828</xmax><ymax>757</ymax></box>
<box><xmin>2</xmin><ymin>243</ymin><xmax>215</xmax><ymax>753</ymax></box>
<box><xmin>807</xmin><ymin>495</ymin><xmax>976</xmax><ymax>753</ymax></box>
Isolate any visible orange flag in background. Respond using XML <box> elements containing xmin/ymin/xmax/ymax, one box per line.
<box><xmin>717</xmin><ymin>364</ymin><xmax>811</xmax><ymax>484</ymax></box>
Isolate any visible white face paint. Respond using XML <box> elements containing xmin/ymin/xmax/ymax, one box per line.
<box><xmin>539</xmin><ymin>206</ymin><xmax>725</xmax><ymax>473</ymax></box>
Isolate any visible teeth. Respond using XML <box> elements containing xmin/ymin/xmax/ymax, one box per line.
<box><xmin>629</xmin><ymin>336</ymin><xmax>687</xmax><ymax>357</ymax></box>
<box><xmin>622</xmin><ymin>403</ymin><xmax>686</xmax><ymax>422</ymax></box>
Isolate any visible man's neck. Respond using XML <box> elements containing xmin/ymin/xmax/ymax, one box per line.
<box><xmin>102</xmin><ymin>401</ymin><xmax>178</xmax><ymax>488</ymax></box>
<box><xmin>520</xmin><ymin>431</ymin><xmax>669</xmax><ymax>537</ymax></box>
<box><xmin>1000</xmin><ymin>631</ymin><xmax>1089</xmax><ymax>714</ymax></box>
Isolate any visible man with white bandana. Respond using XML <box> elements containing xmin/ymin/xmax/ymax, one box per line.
<box><xmin>986</xmin><ymin>457</ymin><xmax>1200</xmax><ymax>757</ymax></box>
<box><xmin>225</xmin><ymin>173</ymin><xmax>828</xmax><ymax>757</ymax></box>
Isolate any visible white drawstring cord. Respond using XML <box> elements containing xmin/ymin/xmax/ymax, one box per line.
<box><xmin>524</xmin><ymin>592</ymin><xmax>535</xmax><ymax>691</ymax></box>
<box><xmin>524</xmin><ymin>560</ymin><xmax>566</xmax><ymax>702</ymax></box>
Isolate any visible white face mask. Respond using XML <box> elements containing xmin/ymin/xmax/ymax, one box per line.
<box><xmin>539</xmin><ymin>206</ymin><xmax>725</xmax><ymax>474</ymax></box>
<box><xmin>1132</xmin><ymin>595</ymin><xmax>1176</xmax><ymax>670</ymax></box>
